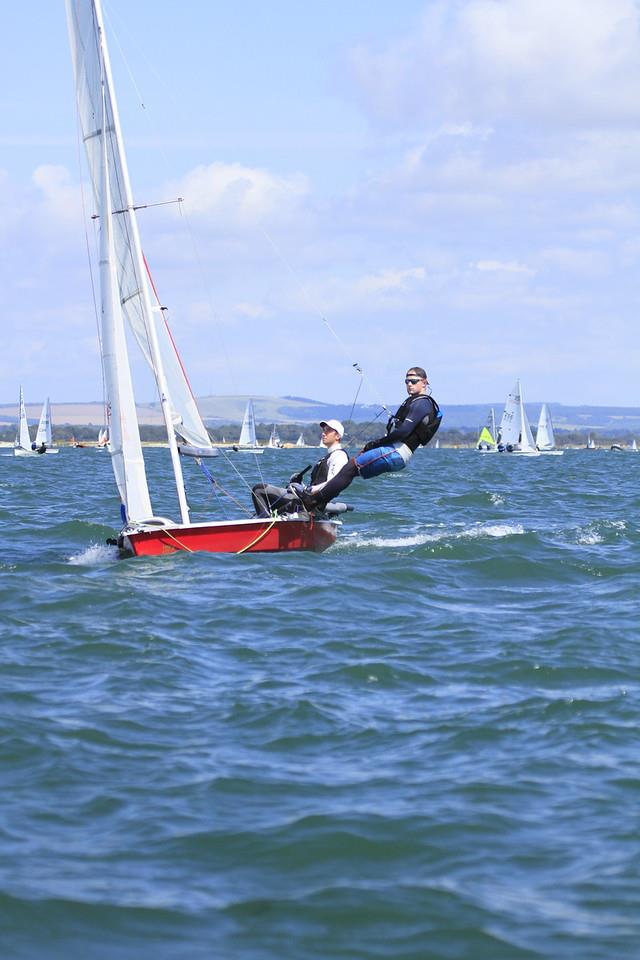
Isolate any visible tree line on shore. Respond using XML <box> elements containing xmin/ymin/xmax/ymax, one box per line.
<box><xmin>0</xmin><ymin>422</ymin><xmax>636</xmax><ymax>448</ymax></box>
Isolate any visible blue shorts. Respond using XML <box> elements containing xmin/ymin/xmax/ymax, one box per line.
<box><xmin>355</xmin><ymin>445</ymin><xmax>408</xmax><ymax>480</ymax></box>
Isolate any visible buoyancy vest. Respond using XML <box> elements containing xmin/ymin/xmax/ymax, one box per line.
<box><xmin>386</xmin><ymin>394</ymin><xmax>442</xmax><ymax>450</ymax></box>
<box><xmin>310</xmin><ymin>447</ymin><xmax>348</xmax><ymax>486</ymax></box>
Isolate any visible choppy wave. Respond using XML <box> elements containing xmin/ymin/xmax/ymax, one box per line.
<box><xmin>2</xmin><ymin>448</ymin><xmax>640</xmax><ymax>959</ymax></box>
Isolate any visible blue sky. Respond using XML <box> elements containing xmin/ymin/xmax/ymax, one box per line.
<box><xmin>2</xmin><ymin>0</ymin><xmax>640</xmax><ymax>408</ymax></box>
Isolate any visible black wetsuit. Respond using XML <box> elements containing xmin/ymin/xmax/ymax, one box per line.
<box><xmin>311</xmin><ymin>393</ymin><xmax>441</xmax><ymax>505</ymax></box>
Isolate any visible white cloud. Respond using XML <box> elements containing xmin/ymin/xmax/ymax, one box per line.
<box><xmin>175</xmin><ymin>161</ymin><xmax>309</xmax><ymax>228</ymax></box>
<box><xmin>32</xmin><ymin>165</ymin><xmax>83</xmax><ymax>228</ymax></box>
<box><xmin>349</xmin><ymin>0</ymin><xmax>640</xmax><ymax>129</ymax></box>
<box><xmin>355</xmin><ymin>266</ymin><xmax>425</xmax><ymax>296</ymax></box>
<box><xmin>475</xmin><ymin>259</ymin><xmax>535</xmax><ymax>276</ymax></box>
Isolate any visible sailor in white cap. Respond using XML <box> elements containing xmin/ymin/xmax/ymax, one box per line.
<box><xmin>307</xmin><ymin>420</ymin><xmax>348</xmax><ymax>496</ymax></box>
<box><xmin>251</xmin><ymin>419</ymin><xmax>348</xmax><ymax>517</ymax></box>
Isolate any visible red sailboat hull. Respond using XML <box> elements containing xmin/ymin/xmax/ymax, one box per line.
<box><xmin>122</xmin><ymin>517</ymin><xmax>339</xmax><ymax>556</ymax></box>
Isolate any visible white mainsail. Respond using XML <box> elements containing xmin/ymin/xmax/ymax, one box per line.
<box><xmin>99</xmin><ymin>96</ymin><xmax>153</xmax><ymax>521</ymax></box>
<box><xmin>35</xmin><ymin>398</ymin><xmax>53</xmax><ymax>447</ymax></box>
<box><xmin>16</xmin><ymin>387</ymin><xmax>32</xmax><ymax>451</ymax></box>
<box><xmin>66</xmin><ymin>0</ymin><xmax>212</xmax><ymax>455</ymax></box>
<box><xmin>535</xmin><ymin>403</ymin><xmax>555</xmax><ymax>450</ymax></box>
<box><xmin>295</xmin><ymin>433</ymin><xmax>304</xmax><ymax>447</ymax></box>
<box><xmin>498</xmin><ymin>380</ymin><xmax>538</xmax><ymax>454</ymax></box>
<box><xmin>498</xmin><ymin>382</ymin><xmax>521</xmax><ymax>448</ymax></box>
<box><xmin>238</xmin><ymin>400</ymin><xmax>258</xmax><ymax>446</ymax></box>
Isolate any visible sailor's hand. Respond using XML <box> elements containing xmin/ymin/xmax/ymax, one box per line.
<box><xmin>361</xmin><ymin>440</ymin><xmax>377</xmax><ymax>452</ymax></box>
<box><xmin>287</xmin><ymin>482</ymin><xmax>305</xmax><ymax>496</ymax></box>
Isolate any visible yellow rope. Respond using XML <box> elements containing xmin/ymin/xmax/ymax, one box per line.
<box><xmin>236</xmin><ymin>518</ymin><xmax>278</xmax><ymax>555</ymax></box>
<box><xmin>161</xmin><ymin>528</ymin><xmax>194</xmax><ymax>553</ymax></box>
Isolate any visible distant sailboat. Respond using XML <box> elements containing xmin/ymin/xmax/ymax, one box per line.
<box><xmin>96</xmin><ymin>427</ymin><xmax>110</xmax><ymax>451</ymax></box>
<box><xmin>630</xmin><ymin>439</ymin><xmax>638</xmax><ymax>452</ymax></box>
<box><xmin>497</xmin><ymin>380</ymin><xmax>539</xmax><ymax>456</ymax></box>
<box><xmin>477</xmin><ymin>408</ymin><xmax>497</xmax><ymax>452</ymax></box>
<box><xmin>535</xmin><ymin>403</ymin><xmax>563</xmax><ymax>455</ymax></box>
<box><xmin>14</xmin><ymin>389</ymin><xmax>58</xmax><ymax>457</ymax></box>
<box><xmin>295</xmin><ymin>432</ymin><xmax>305</xmax><ymax>447</ymax></box>
<box><xmin>233</xmin><ymin>399</ymin><xmax>264</xmax><ymax>454</ymax></box>
<box><xmin>267</xmin><ymin>424</ymin><xmax>283</xmax><ymax>448</ymax></box>
<box><xmin>586</xmin><ymin>434</ymin><xmax>596</xmax><ymax>450</ymax></box>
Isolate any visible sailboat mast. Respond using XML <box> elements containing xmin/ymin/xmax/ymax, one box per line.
<box><xmin>92</xmin><ymin>0</ymin><xmax>191</xmax><ymax>525</ymax></box>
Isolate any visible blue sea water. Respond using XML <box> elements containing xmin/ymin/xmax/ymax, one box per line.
<box><xmin>1</xmin><ymin>446</ymin><xmax>639</xmax><ymax>959</ymax></box>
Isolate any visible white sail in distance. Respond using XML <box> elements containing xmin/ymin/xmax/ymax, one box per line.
<box><xmin>16</xmin><ymin>387</ymin><xmax>31</xmax><ymax>450</ymax></box>
<box><xmin>517</xmin><ymin>383</ymin><xmax>537</xmax><ymax>452</ymax></box>
<box><xmin>498</xmin><ymin>380</ymin><xmax>537</xmax><ymax>452</ymax></box>
<box><xmin>536</xmin><ymin>403</ymin><xmax>555</xmax><ymax>450</ymax></box>
<box><xmin>498</xmin><ymin>382</ymin><xmax>521</xmax><ymax>447</ymax></box>
<box><xmin>238</xmin><ymin>400</ymin><xmax>257</xmax><ymax>446</ymax></box>
<box><xmin>35</xmin><ymin>398</ymin><xmax>52</xmax><ymax>447</ymax></box>
<box><xmin>66</xmin><ymin>0</ymin><xmax>211</xmax><ymax>452</ymax></box>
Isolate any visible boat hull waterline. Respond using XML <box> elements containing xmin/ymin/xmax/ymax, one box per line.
<box><xmin>122</xmin><ymin>517</ymin><xmax>339</xmax><ymax>556</ymax></box>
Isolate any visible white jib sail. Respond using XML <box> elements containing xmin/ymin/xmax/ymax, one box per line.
<box><xmin>517</xmin><ymin>383</ymin><xmax>537</xmax><ymax>451</ymax></box>
<box><xmin>238</xmin><ymin>400</ymin><xmax>257</xmax><ymax>446</ymax></box>
<box><xmin>536</xmin><ymin>403</ymin><xmax>555</xmax><ymax>450</ymax></box>
<box><xmin>66</xmin><ymin>1</ymin><xmax>211</xmax><ymax>453</ymax></box>
<box><xmin>35</xmin><ymin>398</ymin><xmax>52</xmax><ymax>447</ymax></box>
<box><xmin>17</xmin><ymin>387</ymin><xmax>31</xmax><ymax>450</ymax></box>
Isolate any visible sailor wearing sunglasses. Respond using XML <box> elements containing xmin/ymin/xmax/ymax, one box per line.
<box><xmin>300</xmin><ymin>367</ymin><xmax>442</xmax><ymax>511</ymax></box>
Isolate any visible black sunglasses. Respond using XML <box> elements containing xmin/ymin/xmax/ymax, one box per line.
<box><xmin>405</xmin><ymin>377</ymin><xmax>422</xmax><ymax>384</ymax></box>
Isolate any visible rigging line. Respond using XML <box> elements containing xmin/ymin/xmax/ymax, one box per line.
<box><xmin>259</xmin><ymin>226</ymin><xmax>357</xmax><ymax>367</ymax></box>
<box><xmin>258</xmin><ymin>226</ymin><xmax>393</xmax><ymax>421</ymax></box>
<box><xmin>211</xmin><ymin>443</ymin><xmax>264</xmax><ymax>498</ymax></box>
<box><xmin>196</xmin><ymin>459</ymin><xmax>252</xmax><ymax>516</ymax></box>
<box><xmin>195</xmin><ymin>461</ymin><xmax>231</xmax><ymax>518</ymax></box>
<box><xmin>236</xmin><ymin>517</ymin><xmax>277</xmax><ymax>555</ymax></box>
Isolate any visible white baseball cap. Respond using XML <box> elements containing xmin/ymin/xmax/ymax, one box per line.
<box><xmin>319</xmin><ymin>419</ymin><xmax>344</xmax><ymax>438</ymax></box>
